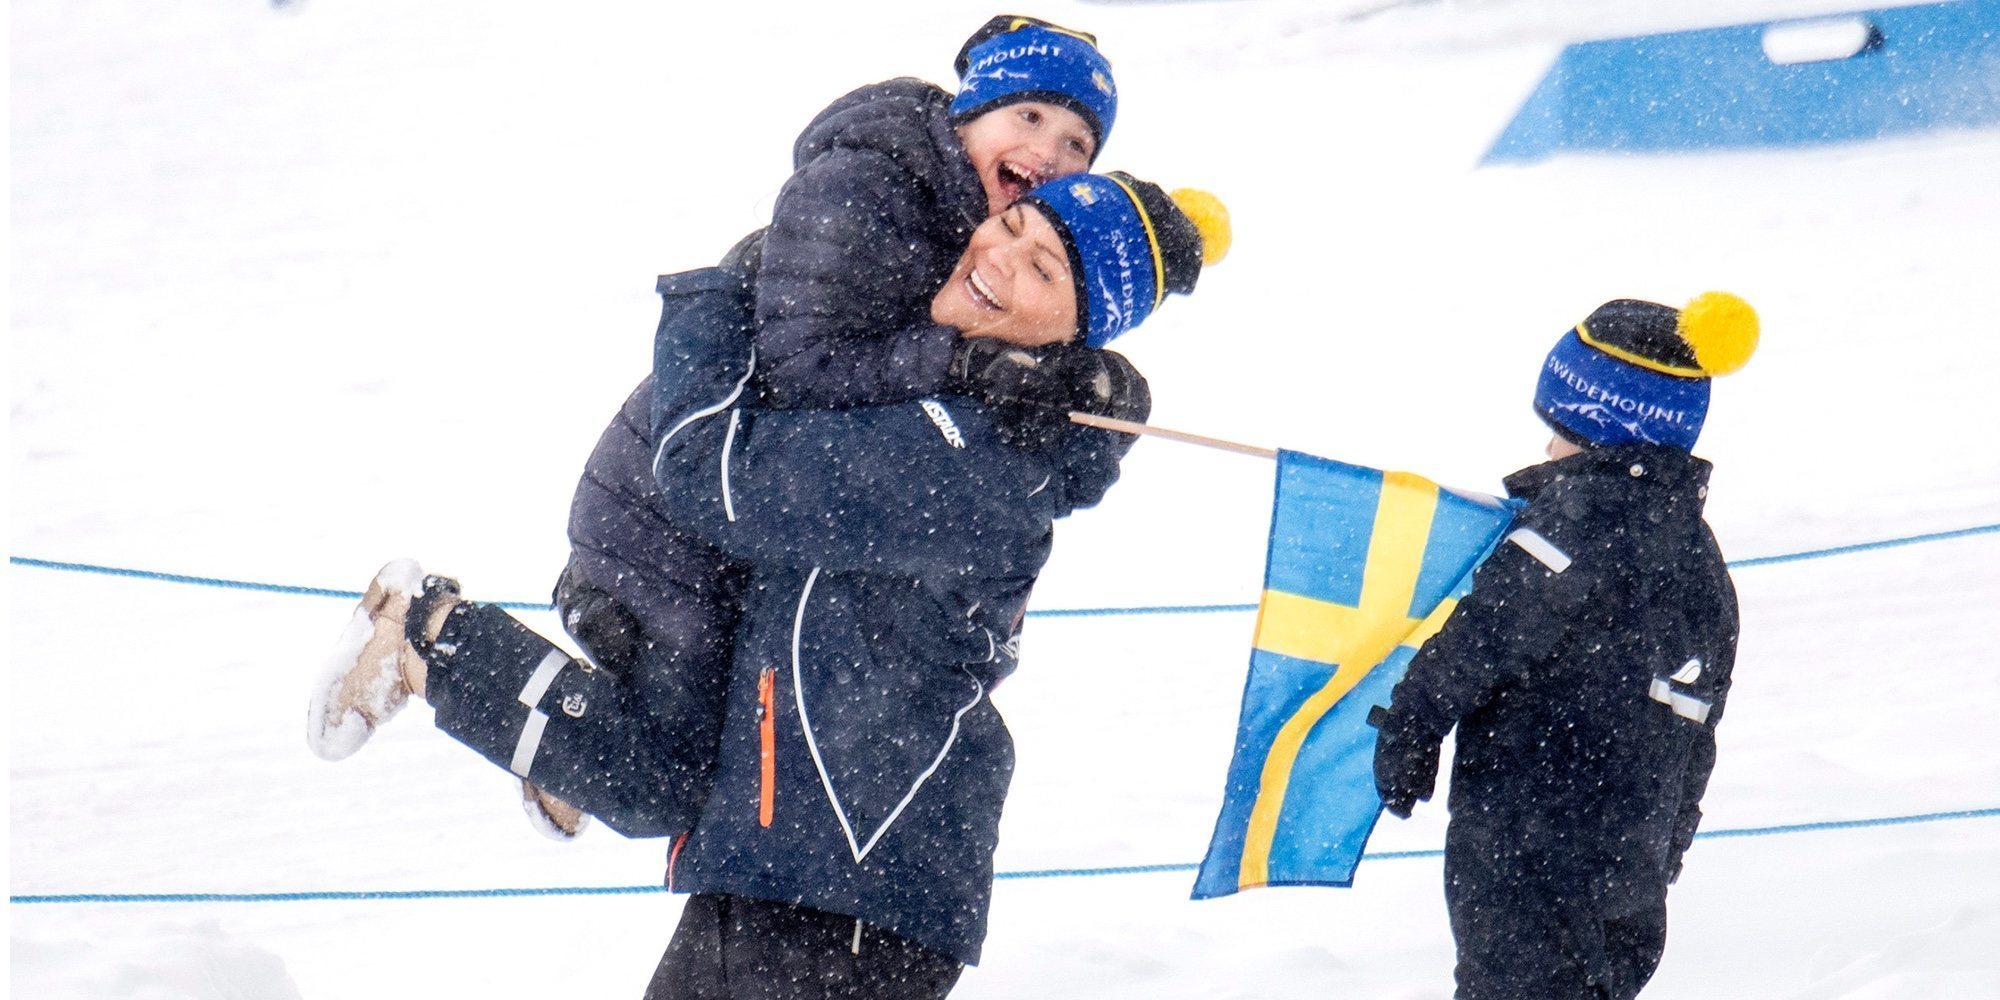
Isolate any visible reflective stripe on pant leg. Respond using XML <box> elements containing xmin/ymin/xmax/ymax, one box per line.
<box><xmin>509</xmin><ymin>649</ymin><xmax>572</xmax><ymax>776</ymax></box>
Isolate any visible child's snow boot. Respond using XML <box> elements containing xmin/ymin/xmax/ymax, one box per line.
<box><xmin>307</xmin><ymin>560</ymin><xmax>458</xmax><ymax>761</ymax></box>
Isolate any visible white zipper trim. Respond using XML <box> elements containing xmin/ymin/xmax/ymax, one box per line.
<box><xmin>721</xmin><ymin>409</ymin><xmax>741</xmax><ymax>522</ymax></box>
<box><xmin>790</xmin><ymin>567</ymin><xmax>987</xmax><ymax>863</ymax></box>
<box><xmin>652</xmin><ymin>346</ymin><xmax>757</xmax><ymax>484</ymax></box>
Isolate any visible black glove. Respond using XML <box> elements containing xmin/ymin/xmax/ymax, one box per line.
<box><xmin>946</xmin><ymin>338</ymin><xmax>1066</xmax><ymax>407</ymax></box>
<box><xmin>946</xmin><ymin>339</ymin><xmax>1150</xmax><ymax>450</ymax></box>
<box><xmin>552</xmin><ymin>564</ymin><xmax>646</xmax><ymax>674</ymax></box>
<box><xmin>1369</xmin><ymin>704</ymin><xmax>1440</xmax><ymax>819</ymax></box>
<box><xmin>1078</xmin><ymin>348</ymin><xmax>1151</xmax><ymax>425</ymax></box>
<box><xmin>945</xmin><ymin>338</ymin><xmax>1074</xmax><ymax>450</ymax></box>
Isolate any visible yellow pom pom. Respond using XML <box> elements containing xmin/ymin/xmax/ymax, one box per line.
<box><xmin>1678</xmin><ymin>291</ymin><xmax>1759</xmax><ymax>376</ymax></box>
<box><xmin>1170</xmin><ymin>187</ymin><xmax>1231</xmax><ymax>266</ymax></box>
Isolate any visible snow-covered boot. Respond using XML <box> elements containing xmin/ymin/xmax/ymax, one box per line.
<box><xmin>521</xmin><ymin>779</ymin><xmax>590</xmax><ymax>841</ymax></box>
<box><xmin>307</xmin><ymin>560</ymin><xmax>458</xmax><ymax>761</ymax></box>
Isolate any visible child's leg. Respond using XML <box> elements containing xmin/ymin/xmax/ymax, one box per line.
<box><xmin>571</xmin><ymin>583</ymin><xmax>736</xmax><ymax>817</ymax></box>
<box><xmin>1599</xmin><ymin>900</ymin><xmax>1668</xmax><ymax>1000</ymax></box>
<box><xmin>423</xmin><ymin>599</ymin><xmax>723</xmax><ymax>839</ymax></box>
<box><xmin>309</xmin><ymin>557</ymin><xmax>736</xmax><ymax>838</ymax></box>
<box><xmin>1443</xmin><ymin>840</ymin><xmax>1605</xmax><ymax>1000</ymax></box>
<box><xmin>534</xmin><ymin>555</ymin><xmax>744</xmax><ymax>836</ymax></box>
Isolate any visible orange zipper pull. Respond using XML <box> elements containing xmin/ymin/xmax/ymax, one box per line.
<box><xmin>757</xmin><ymin>668</ymin><xmax>776</xmax><ymax>828</ymax></box>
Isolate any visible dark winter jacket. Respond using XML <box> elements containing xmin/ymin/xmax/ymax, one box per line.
<box><xmin>1374</xmin><ymin>445</ymin><xmax>1738</xmax><ymax>912</ymax></box>
<box><xmin>565</xmin><ymin>269</ymin><xmax>757</xmax><ymax>664</ymax></box>
<box><xmin>753</xmin><ymin>78</ymin><xmax>989</xmax><ymax>409</ymax></box>
<box><xmin>641</xmin><ymin>275</ymin><xmax>1141</xmax><ymax>966</ymax></box>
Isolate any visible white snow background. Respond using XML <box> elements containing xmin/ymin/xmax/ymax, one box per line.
<box><xmin>11</xmin><ymin>0</ymin><xmax>2000</xmax><ymax>996</ymax></box>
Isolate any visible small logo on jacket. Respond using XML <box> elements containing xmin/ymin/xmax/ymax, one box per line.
<box><xmin>920</xmin><ymin>399</ymin><xmax>967</xmax><ymax>449</ymax></box>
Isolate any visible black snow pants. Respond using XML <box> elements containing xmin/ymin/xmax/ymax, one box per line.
<box><xmin>645</xmin><ymin>893</ymin><xmax>963</xmax><ymax>1000</ymax></box>
<box><xmin>1444</xmin><ymin>835</ymin><xmax>1668</xmax><ymax>1000</ymax></box>
<box><xmin>421</xmin><ymin>597</ymin><xmax>729</xmax><ymax>838</ymax></box>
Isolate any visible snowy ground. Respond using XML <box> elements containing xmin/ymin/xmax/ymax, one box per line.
<box><xmin>12</xmin><ymin>0</ymin><xmax>2000</xmax><ymax>997</ymax></box>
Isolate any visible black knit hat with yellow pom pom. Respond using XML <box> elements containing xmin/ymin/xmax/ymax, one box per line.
<box><xmin>1533</xmin><ymin>292</ymin><xmax>1759</xmax><ymax>450</ymax></box>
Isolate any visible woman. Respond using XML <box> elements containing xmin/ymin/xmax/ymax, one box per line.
<box><xmin>632</xmin><ymin>174</ymin><xmax>1222</xmax><ymax>998</ymax></box>
<box><xmin>314</xmin><ymin>172</ymin><xmax>1227</xmax><ymax>997</ymax></box>
<box><xmin>311</xmin><ymin>14</ymin><xmax>1126</xmax><ymax>836</ymax></box>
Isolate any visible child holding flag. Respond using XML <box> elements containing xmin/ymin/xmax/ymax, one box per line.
<box><xmin>1371</xmin><ymin>293</ymin><xmax>1759</xmax><ymax>1000</ymax></box>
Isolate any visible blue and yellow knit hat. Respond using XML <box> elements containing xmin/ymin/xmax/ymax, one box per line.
<box><xmin>950</xmin><ymin>15</ymin><xmax>1118</xmax><ymax>153</ymax></box>
<box><xmin>1023</xmin><ymin>172</ymin><xmax>1231</xmax><ymax>348</ymax></box>
<box><xmin>1534</xmin><ymin>293</ymin><xmax>1759</xmax><ymax>450</ymax></box>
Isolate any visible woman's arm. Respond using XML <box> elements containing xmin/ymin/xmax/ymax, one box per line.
<box><xmin>657</xmin><ymin>393</ymin><xmax>1062</xmax><ymax>580</ymax></box>
<box><xmin>651</xmin><ymin>287</ymin><xmax>1061</xmax><ymax>580</ymax></box>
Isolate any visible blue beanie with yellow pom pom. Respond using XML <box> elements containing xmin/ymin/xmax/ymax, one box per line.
<box><xmin>1022</xmin><ymin>171</ymin><xmax>1231</xmax><ymax>348</ymax></box>
<box><xmin>1534</xmin><ymin>293</ymin><xmax>1760</xmax><ymax>451</ymax></box>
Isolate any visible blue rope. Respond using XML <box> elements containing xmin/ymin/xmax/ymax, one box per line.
<box><xmin>7</xmin><ymin>885</ymin><xmax>670</xmax><ymax>905</ymax></box>
<box><xmin>9</xmin><ymin>528</ymin><xmax>1997</xmax><ymax>904</ymax></box>
<box><xmin>1727</xmin><ymin>522</ymin><xmax>2000</xmax><ymax>568</ymax></box>
<box><xmin>990</xmin><ymin>806</ymin><xmax>2000</xmax><ymax>879</ymax></box>
<box><xmin>12</xmin><ymin>806</ymin><xmax>1996</xmax><ymax>905</ymax></box>
<box><xmin>996</xmin><ymin>861</ymin><xmax>1200</xmax><ymax>880</ymax></box>
<box><xmin>3</xmin><ymin>557</ymin><xmax>549</xmax><ymax>612</ymax></box>
<box><xmin>10</xmin><ymin>521</ymin><xmax>1998</xmax><ymax>619</ymax></box>
<box><xmin>1692</xmin><ymin>805</ymin><xmax>2000</xmax><ymax>840</ymax></box>
<box><xmin>1029</xmin><ymin>602</ymin><xmax>1259</xmax><ymax>618</ymax></box>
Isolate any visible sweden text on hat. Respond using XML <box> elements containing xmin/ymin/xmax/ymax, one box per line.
<box><xmin>1023</xmin><ymin>172</ymin><xmax>1231</xmax><ymax>347</ymax></box>
<box><xmin>1534</xmin><ymin>293</ymin><xmax>1760</xmax><ymax>451</ymax></box>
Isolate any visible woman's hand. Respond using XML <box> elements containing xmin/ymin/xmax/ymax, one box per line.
<box><xmin>945</xmin><ymin>340</ymin><xmax>1148</xmax><ymax>450</ymax></box>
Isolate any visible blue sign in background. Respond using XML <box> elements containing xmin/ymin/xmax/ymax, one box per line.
<box><xmin>1485</xmin><ymin>0</ymin><xmax>2000</xmax><ymax>162</ymax></box>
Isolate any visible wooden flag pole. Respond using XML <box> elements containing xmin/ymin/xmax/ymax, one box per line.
<box><xmin>1068</xmin><ymin>411</ymin><xmax>1279</xmax><ymax>461</ymax></box>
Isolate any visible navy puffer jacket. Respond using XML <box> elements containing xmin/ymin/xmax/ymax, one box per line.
<box><xmin>644</xmin><ymin>275</ymin><xmax>1141</xmax><ymax>966</ymax></box>
<box><xmin>753</xmin><ymin>78</ymin><xmax>989</xmax><ymax>409</ymax></box>
<box><xmin>565</xmin><ymin>269</ymin><xmax>757</xmax><ymax>660</ymax></box>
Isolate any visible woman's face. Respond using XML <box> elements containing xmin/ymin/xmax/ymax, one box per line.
<box><xmin>930</xmin><ymin>202</ymin><xmax>1078</xmax><ymax>348</ymax></box>
<box><xmin>957</xmin><ymin>101</ymin><xmax>1097</xmax><ymax>218</ymax></box>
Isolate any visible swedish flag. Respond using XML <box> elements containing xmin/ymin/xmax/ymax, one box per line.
<box><xmin>1193</xmin><ymin>451</ymin><xmax>1517</xmax><ymax>898</ymax></box>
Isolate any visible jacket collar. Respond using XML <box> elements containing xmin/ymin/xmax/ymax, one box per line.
<box><xmin>1503</xmin><ymin>444</ymin><xmax>1713</xmax><ymax>510</ymax></box>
